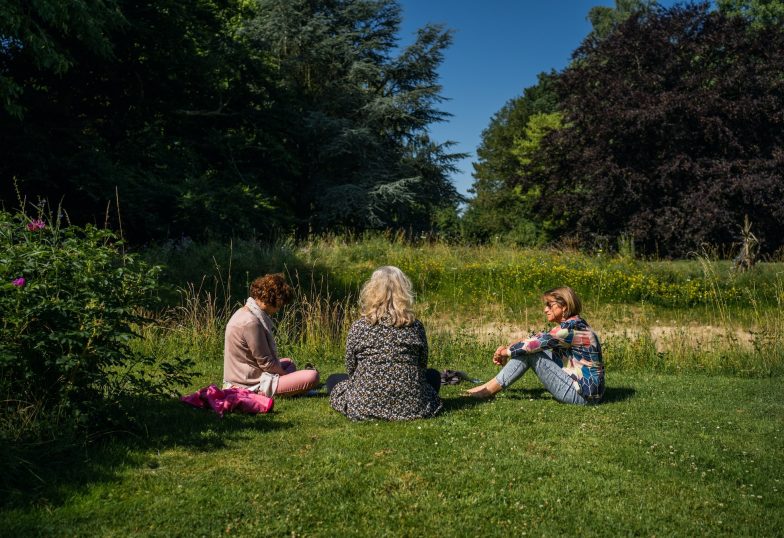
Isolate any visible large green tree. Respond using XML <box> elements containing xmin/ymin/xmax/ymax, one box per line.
<box><xmin>464</xmin><ymin>0</ymin><xmax>656</xmax><ymax>246</ymax></box>
<box><xmin>0</xmin><ymin>0</ymin><xmax>122</xmax><ymax>119</ymax></box>
<box><xmin>717</xmin><ymin>0</ymin><xmax>784</xmax><ymax>28</ymax></box>
<box><xmin>586</xmin><ymin>0</ymin><xmax>658</xmax><ymax>40</ymax></box>
<box><xmin>240</xmin><ymin>0</ymin><xmax>463</xmax><ymax>235</ymax></box>
<box><xmin>527</xmin><ymin>2</ymin><xmax>784</xmax><ymax>256</ymax></box>
<box><xmin>0</xmin><ymin>0</ymin><xmax>461</xmax><ymax>241</ymax></box>
<box><xmin>462</xmin><ymin>72</ymin><xmax>558</xmax><ymax>243</ymax></box>
<box><xmin>1</xmin><ymin>0</ymin><xmax>268</xmax><ymax>240</ymax></box>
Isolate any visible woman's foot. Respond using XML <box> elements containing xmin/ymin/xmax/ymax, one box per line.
<box><xmin>465</xmin><ymin>378</ymin><xmax>503</xmax><ymax>399</ymax></box>
<box><xmin>465</xmin><ymin>387</ymin><xmax>496</xmax><ymax>399</ymax></box>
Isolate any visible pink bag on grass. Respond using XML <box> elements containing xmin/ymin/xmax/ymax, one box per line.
<box><xmin>180</xmin><ymin>385</ymin><xmax>274</xmax><ymax>417</ymax></box>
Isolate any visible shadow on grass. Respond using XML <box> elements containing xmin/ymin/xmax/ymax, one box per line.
<box><xmin>440</xmin><ymin>394</ymin><xmax>487</xmax><ymax>413</ymax></box>
<box><xmin>487</xmin><ymin>386</ymin><xmax>636</xmax><ymax>404</ymax></box>
<box><xmin>499</xmin><ymin>387</ymin><xmax>550</xmax><ymax>400</ymax></box>
<box><xmin>124</xmin><ymin>396</ymin><xmax>292</xmax><ymax>451</ymax></box>
<box><xmin>601</xmin><ymin>386</ymin><xmax>636</xmax><ymax>404</ymax></box>
<box><xmin>2</xmin><ymin>396</ymin><xmax>290</xmax><ymax>509</ymax></box>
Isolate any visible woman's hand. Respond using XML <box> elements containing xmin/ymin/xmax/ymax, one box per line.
<box><xmin>492</xmin><ymin>345</ymin><xmax>510</xmax><ymax>366</ymax></box>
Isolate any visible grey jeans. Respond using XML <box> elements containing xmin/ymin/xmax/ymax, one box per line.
<box><xmin>495</xmin><ymin>352</ymin><xmax>588</xmax><ymax>405</ymax></box>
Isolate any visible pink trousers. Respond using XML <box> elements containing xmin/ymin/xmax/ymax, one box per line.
<box><xmin>276</xmin><ymin>358</ymin><xmax>320</xmax><ymax>396</ymax></box>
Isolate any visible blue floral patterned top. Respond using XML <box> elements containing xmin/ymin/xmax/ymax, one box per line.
<box><xmin>508</xmin><ymin>316</ymin><xmax>604</xmax><ymax>400</ymax></box>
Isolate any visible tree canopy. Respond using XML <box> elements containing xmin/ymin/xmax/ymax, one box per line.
<box><xmin>530</xmin><ymin>2</ymin><xmax>784</xmax><ymax>256</ymax></box>
<box><xmin>461</xmin><ymin>72</ymin><xmax>558</xmax><ymax>243</ymax></box>
<box><xmin>466</xmin><ymin>1</ymin><xmax>784</xmax><ymax>257</ymax></box>
<box><xmin>5</xmin><ymin>0</ymin><xmax>783</xmax><ymax>256</ymax></box>
<box><xmin>0</xmin><ymin>0</ymin><xmax>462</xmax><ymax>241</ymax></box>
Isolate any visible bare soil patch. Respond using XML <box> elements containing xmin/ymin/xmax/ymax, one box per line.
<box><xmin>429</xmin><ymin>318</ymin><xmax>756</xmax><ymax>352</ymax></box>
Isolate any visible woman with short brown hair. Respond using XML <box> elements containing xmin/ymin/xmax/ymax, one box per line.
<box><xmin>223</xmin><ymin>274</ymin><xmax>319</xmax><ymax>396</ymax></box>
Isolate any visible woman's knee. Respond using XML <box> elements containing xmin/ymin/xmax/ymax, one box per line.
<box><xmin>495</xmin><ymin>358</ymin><xmax>528</xmax><ymax>388</ymax></box>
<box><xmin>276</xmin><ymin>369</ymin><xmax>320</xmax><ymax>395</ymax></box>
<box><xmin>325</xmin><ymin>373</ymin><xmax>349</xmax><ymax>394</ymax></box>
<box><xmin>301</xmin><ymin>368</ymin><xmax>320</xmax><ymax>386</ymax></box>
<box><xmin>424</xmin><ymin>368</ymin><xmax>441</xmax><ymax>393</ymax></box>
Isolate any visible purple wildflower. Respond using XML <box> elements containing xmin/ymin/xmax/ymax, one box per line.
<box><xmin>27</xmin><ymin>219</ymin><xmax>46</xmax><ymax>231</ymax></box>
<box><xmin>12</xmin><ymin>277</ymin><xmax>26</xmax><ymax>287</ymax></box>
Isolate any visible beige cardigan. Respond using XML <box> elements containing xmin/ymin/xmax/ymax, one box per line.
<box><xmin>223</xmin><ymin>307</ymin><xmax>285</xmax><ymax>388</ymax></box>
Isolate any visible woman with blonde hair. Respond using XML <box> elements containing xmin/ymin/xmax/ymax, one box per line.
<box><xmin>327</xmin><ymin>266</ymin><xmax>442</xmax><ymax>420</ymax></box>
<box><xmin>467</xmin><ymin>286</ymin><xmax>604</xmax><ymax>404</ymax></box>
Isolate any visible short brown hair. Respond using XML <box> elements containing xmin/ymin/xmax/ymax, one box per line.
<box><xmin>249</xmin><ymin>273</ymin><xmax>293</xmax><ymax>308</ymax></box>
<box><xmin>542</xmin><ymin>286</ymin><xmax>582</xmax><ymax>318</ymax></box>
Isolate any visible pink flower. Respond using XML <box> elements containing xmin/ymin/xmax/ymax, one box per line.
<box><xmin>27</xmin><ymin>219</ymin><xmax>46</xmax><ymax>231</ymax></box>
<box><xmin>12</xmin><ymin>277</ymin><xmax>26</xmax><ymax>287</ymax></box>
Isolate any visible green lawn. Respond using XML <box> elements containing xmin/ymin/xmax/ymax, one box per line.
<box><xmin>5</xmin><ymin>239</ymin><xmax>783</xmax><ymax>536</ymax></box>
<box><xmin>3</xmin><ymin>372</ymin><xmax>781</xmax><ymax>536</ymax></box>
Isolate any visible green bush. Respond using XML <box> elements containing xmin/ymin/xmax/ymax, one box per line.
<box><xmin>0</xmin><ymin>208</ymin><xmax>193</xmax><ymax>434</ymax></box>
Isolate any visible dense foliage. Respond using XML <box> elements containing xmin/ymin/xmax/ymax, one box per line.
<box><xmin>0</xmin><ymin>208</ymin><xmax>192</xmax><ymax>433</ymax></box>
<box><xmin>586</xmin><ymin>0</ymin><xmax>657</xmax><ymax>39</ymax></box>
<box><xmin>718</xmin><ymin>0</ymin><xmax>784</xmax><ymax>28</ymax></box>
<box><xmin>533</xmin><ymin>2</ymin><xmax>784</xmax><ymax>256</ymax></box>
<box><xmin>467</xmin><ymin>1</ymin><xmax>784</xmax><ymax>257</ymax></box>
<box><xmin>0</xmin><ymin>0</ymin><xmax>462</xmax><ymax>241</ymax></box>
<box><xmin>462</xmin><ymin>72</ymin><xmax>558</xmax><ymax>244</ymax></box>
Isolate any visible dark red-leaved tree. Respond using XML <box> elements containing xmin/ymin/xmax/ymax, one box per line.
<box><xmin>526</xmin><ymin>2</ymin><xmax>784</xmax><ymax>257</ymax></box>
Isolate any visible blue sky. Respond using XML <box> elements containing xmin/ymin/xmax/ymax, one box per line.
<box><xmin>397</xmin><ymin>0</ymin><xmax>679</xmax><ymax>198</ymax></box>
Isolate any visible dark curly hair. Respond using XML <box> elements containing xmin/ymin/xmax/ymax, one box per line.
<box><xmin>249</xmin><ymin>273</ymin><xmax>293</xmax><ymax>308</ymax></box>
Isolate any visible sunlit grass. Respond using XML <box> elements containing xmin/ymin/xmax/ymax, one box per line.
<box><xmin>4</xmin><ymin>237</ymin><xmax>783</xmax><ymax>535</ymax></box>
<box><xmin>140</xmin><ymin>235</ymin><xmax>784</xmax><ymax>376</ymax></box>
<box><xmin>3</xmin><ymin>373</ymin><xmax>782</xmax><ymax>536</ymax></box>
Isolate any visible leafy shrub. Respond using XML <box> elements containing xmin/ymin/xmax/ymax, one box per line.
<box><xmin>0</xmin><ymin>208</ymin><xmax>193</xmax><ymax>434</ymax></box>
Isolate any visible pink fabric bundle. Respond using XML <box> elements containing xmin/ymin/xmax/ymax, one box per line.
<box><xmin>180</xmin><ymin>384</ymin><xmax>274</xmax><ymax>417</ymax></box>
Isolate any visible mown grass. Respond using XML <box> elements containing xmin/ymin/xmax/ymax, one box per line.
<box><xmin>3</xmin><ymin>237</ymin><xmax>784</xmax><ymax>535</ymax></box>
<box><xmin>2</xmin><ymin>372</ymin><xmax>782</xmax><ymax>536</ymax></box>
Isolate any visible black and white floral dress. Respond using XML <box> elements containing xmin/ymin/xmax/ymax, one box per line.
<box><xmin>329</xmin><ymin>317</ymin><xmax>442</xmax><ymax>421</ymax></box>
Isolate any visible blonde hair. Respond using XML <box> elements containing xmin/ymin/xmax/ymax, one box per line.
<box><xmin>360</xmin><ymin>266</ymin><xmax>416</xmax><ymax>327</ymax></box>
<box><xmin>543</xmin><ymin>286</ymin><xmax>582</xmax><ymax>318</ymax></box>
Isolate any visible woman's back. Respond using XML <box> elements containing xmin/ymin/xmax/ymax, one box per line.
<box><xmin>349</xmin><ymin>317</ymin><xmax>427</xmax><ymax>368</ymax></box>
<box><xmin>329</xmin><ymin>318</ymin><xmax>442</xmax><ymax>421</ymax></box>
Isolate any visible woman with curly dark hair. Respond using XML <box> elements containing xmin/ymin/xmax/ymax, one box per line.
<box><xmin>223</xmin><ymin>274</ymin><xmax>319</xmax><ymax>396</ymax></box>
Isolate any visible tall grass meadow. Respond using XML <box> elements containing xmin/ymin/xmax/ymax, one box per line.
<box><xmin>140</xmin><ymin>234</ymin><xmax>784</xmax><ymax>381</ymax></box>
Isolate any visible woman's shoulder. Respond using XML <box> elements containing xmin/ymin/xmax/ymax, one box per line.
<box><xmin>227</xmin><ymin>307</ymin><xmax>260</xmax><ymax>328</ymax></box>
<box><xmin>411</xmin><ymin>319</ymin><xmax>426</xmax><ymax>335</ymax></box>
<box><xmin>351</xmin><ymin>317</ymin><xmax>370</xmax><ymax>330</ymax></box>
<box><xmin>397</xmin><ymin>319</ymin><xmax>426</xmax><ymax>342</ymax></box>
<box><xmin>408</xmin><ymin>318</ymin><xmax>424</xmax><ymax>329</ymax></box>
<box><xmin>561</xmin><ymin>316</ymin><xmax>593</xmax><ymax>331</ymax></box>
